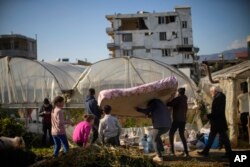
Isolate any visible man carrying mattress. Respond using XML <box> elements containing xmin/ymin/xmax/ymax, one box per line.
<box><xmin>167</xmin><ymin>87</ymin><xmax>189</xmax><ymax>157</ymax></box>
<box><xmin>136</xmin><ymin>99</ymin><xmax>172</xmax><ymax>162</ymax></box>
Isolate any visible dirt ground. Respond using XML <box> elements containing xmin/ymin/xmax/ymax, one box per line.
<box><xmin>148</xmin><ymin>149</ymin><xmax>232</xmax><ymax>167</ymax></box>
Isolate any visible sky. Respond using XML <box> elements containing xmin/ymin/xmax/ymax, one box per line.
<box><xmin>0</xmin><ymin>0</ymin><xmax>249</xmax><ymax>63</ymax></box>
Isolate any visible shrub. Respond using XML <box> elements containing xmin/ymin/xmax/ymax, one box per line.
<box><xmin>0</xmin><ymin>117</ymin><xmax>25</xmax><ymax>137</ymax></box>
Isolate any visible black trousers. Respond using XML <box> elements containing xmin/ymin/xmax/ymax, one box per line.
<box><xmin>203</xmin><ymin>126</ymin><xmax>232</xmax><ymax>154</ymax></box>
<box><xmin>169</xmin><ymin>121</ymin><xmax>188</xmax><ymax>155</ymax></box>
<box><xmin>240</xmin><ymin>112</ymin><xmax>249</xmax><ymax>137</ymax></box>
<box><xmin>104</xmin><ymin>135</ymin><xmax>120</xmax><ymax>147</ymax></box>
<box><xmin>91</xmin><ymin>126</ymin><xmax>99</xmax><ymax>144</ymax></box>
<box><xmin>42</xmin><ymin>123</ymin><xmax>53</xmax><ymax>145</ymax></box>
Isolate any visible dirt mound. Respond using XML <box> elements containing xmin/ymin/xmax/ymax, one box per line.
<box><xmin>31</xmin><ymin>145</ymin><xmax>159</xmax><ymax>167</ymax></box>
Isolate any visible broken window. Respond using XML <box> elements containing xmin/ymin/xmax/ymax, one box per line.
<box><xmin>182</xmin><ymin>21</ymin><xmax>187</xmax><ymax>28</ymax></box>
<box><xmin>158</xmin><ymin>16</ymin><xmax>176</xmax><ymax>24</ymax></box>
<box><xmin>172</xmin><ymin>31</ymin><xmax>177</xmax><ymax>38</ymax></box>
<box><xmin>120</xmin><ymin>18</ymin><xmax>148</xmax><ymax>30</ymax></box>
<box><xmin>183</xmin><ymin>37</ymin><xmax>188</xmax><ymax>45</ymax></box>
<box><xmin>122</xmin><ymin>34</ymin><xmax>132</xmax><ymax>42</ymax></box>
<box><xmin>123</xmin><ymin>49</ymin><xmax>133</xmax><ymax>56</ymax></box>
<box><xmin>0</xmin><ymin>38</ymin><xmax>11</xmax><ymax>50</ymax></box>
<box><xmin>162</xmin><ymin>49</ymin><xmax>171</xmax><ymax>57</ymax></box>
<box><xmin>159</xmin><ymin>32</ymin><xmax>167</xmax><ymax>41</ymax></box>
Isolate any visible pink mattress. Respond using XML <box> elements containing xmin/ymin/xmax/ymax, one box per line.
<box><xmin>98</xmin><ymin>76</ymin><xmax>178</xmax><ymax>117</ymax></box>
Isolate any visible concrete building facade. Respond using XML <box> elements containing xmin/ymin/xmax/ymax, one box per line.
<box><xmin>106</xmin><ymin>7</ymin><xmax>199</xmax><ymax>81</ymax></box>
<box><xmin>0</xmin><ymin>34</ymin><xmax>37</xmax><ymax>60</ymax></box>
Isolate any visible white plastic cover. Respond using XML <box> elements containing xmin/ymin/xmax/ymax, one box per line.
<box><xmin>74</xmin><ymin>57</ymin><xmax>197</xmax><ymax>104</ymax></box>
<box><xmin>0</xmin><ymin>57</ymin><xmax>84</xmax><ymax>106</ymax></box>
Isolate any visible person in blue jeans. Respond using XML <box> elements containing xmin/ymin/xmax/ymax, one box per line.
<box><xmin>136</xmin><ymin>99</ymin><xmax>171</xmax><ymax>162</ymax></box>
<box><xmin>51</xmin><ymin>96</ymin><xmax>72</xmax><ymax>157</ymax></box>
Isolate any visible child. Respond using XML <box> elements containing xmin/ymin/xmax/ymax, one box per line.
<box><xmin>98</xmin><ymin>105</ymin><xmax>121</xmax><ymax>146</ymax></box>
<box><xmin>51</xmin><ymin>96</ymin><xmax>71</xmax><ymax>157</ymax></box>
<box><xmin>72</xmin><ymin>114</ymin><xmax>95</xmax><ymax>147</ymax></box>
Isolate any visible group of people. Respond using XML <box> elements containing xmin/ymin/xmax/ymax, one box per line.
<box><xmin>135</xmin><ymin>87</ymin><xmax>189</xmax><ymax>162</ymax></box>
<box><xmin>39</xmin><ymin>85</ymin><xmax>233</xmax><ymax>162</ymax></box>
<box><xmin>136</xmin><ymin>86</ymin><xmax>233</xmax><ymax>162</ymax></box>
<box><xmin>39</xmin><ymin>88</ymin><xmax>122</xmax><ymax>158</ymax></box>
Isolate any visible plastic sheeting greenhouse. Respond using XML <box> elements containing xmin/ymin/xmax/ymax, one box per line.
<box><xmin>73</xmin><ymin>57</ymin><xmax>198</xmax><ymax>108</ymax></box>
<box><xmin>0</xmin><ymin>57</ymin><xmax>84</xmax><ymax>107</ymax></box>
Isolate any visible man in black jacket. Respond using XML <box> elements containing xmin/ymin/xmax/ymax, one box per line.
<box><xmin>39</xmin><ymin>98</ymin><xmax>53</xmax><ymax>145</ymax></box>
<box><xmin>136</xmin><ymin>99</ymin><xmax>172</xmax><ymax>162</ymax></box>
<box><xmin>85</xmin><ymin>88</ymin><xmax>102</xmax><ymax>143</ymax></box>
<box><xmin>167</xmin><ymin>87</ymin><xmax>189</xmax><ymax>157</ymax></box>
<box><xmin>198</xmin><ymin>86</ymin><xmax>232</xmax><ymax>157</ymax></box>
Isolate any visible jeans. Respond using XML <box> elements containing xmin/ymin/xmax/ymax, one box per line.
<box><xmin>169</xmin><ymin>121</ymin><xmax>188</xmax><ymax>155</ymax></box>
<box><xmin>152</xmin><ymin>127</ymin><xmax>169</xmax><ymax>157</ymax></box>
<box><xmin>52</xmin><ymin>134</ymin><xmax>69</xmax><ymax>157</ymax></box>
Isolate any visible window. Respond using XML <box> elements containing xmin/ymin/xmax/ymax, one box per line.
<box><xmin>122</xmin><ymin>34</ymin><xmax>132</xmax><ymax>42</ymax></box>
<box><xmin>159</xmin><ymin>32</ymin><xmax>167</xmax><ymax>41</ymax></box>
<box><xmin>172</xmin><ymin>31</ymin><xmax>177</xmax><ymax>38</ymax></box>
<box><xmin>158</xmin><ymin>16</ymin><xmax>165</xmax><ymax>24</ymax></box>
<box><xmin>123</xmin><ymin>50</ymin><xmax>133</xmax><ymax>56</ymax></box>
<box><xmin>184</xmin><ymin>54</ymin><xmax>190</xmax><ymax>59</ymax></box>
<box><xmin>146</xmin><ymin>49</ymin><xmax>150</xmax><ymax>53</ymax></box>
<box><xmin>183</xmin><ymin>38</ymin><xmax>188</xmax><ymax>45</ymax></box>
<box><xmin>158</xmin><ymin>16</ymin><xmax>176</xmax><ymax>24</ymax></box>
<box><xmin>162</xmin><ymin>49</ymin><xmax>171</xmax><ymax>57</ymax></box>
<box><xmin>182</xmin><ymin>21</ymin><xmax>187</xmax><ymax>28</ymax></box>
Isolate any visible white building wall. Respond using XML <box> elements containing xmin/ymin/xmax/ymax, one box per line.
<box><xmin>107</xmin><ymin>7</ymin><xmax>195</xmax><ymax>66</ymax></box>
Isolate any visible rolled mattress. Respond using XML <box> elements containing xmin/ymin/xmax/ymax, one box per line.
<box><xmin>98</xmin><ymin>76</ymin><xmax>178</xmax><ymax>117</ymax></box>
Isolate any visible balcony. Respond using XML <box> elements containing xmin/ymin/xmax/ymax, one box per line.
<box><xmin>106</xmin><ymin>27</ymin><xmax>114</xmax><ymax>35</ymax></box>
<box><xmin>176</xmin><ymin>45</ymin><xmax>194</xmax><ymax>54</ymax></box>
<box><xmin>107</xmin><ymin>43</ymin><xmax>119</xmax><ymax>50</ymax></box>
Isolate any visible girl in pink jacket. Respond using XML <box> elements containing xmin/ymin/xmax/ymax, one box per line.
<box><xmin>51</xmin><ymin>96</ymin><xmax>72</xmax><ymax>157</ymax></box>
<box><xmin>72</xmin><ymin>114</ymin><xmax>95</xmax><ymax>147</ymax></box>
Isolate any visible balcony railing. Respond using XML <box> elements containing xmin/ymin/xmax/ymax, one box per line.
<box><xmin>106</xmin><ymin>27</ymin><xmax>114</xmax><ymax>35</ymax></box>
<box><xmin>107</xmin><ymin>42</ymin><xmax>119</xmax><ymax>50</ymax></box>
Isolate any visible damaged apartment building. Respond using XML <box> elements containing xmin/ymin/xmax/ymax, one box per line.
<box><xmin>106</xmin><ymin>6</ymin><xmax>199</xmax><ymax>82</ymax></box>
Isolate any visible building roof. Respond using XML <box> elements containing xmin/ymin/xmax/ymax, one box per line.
<box><xmin>0</xmin><ymin>34</ymin><xmax>36</xmax><ymax>41</ymax></box>
<box><xmin>212</xmin><ymin>60</ymin><xmax>250</xmax><ymax>79</ymax></box>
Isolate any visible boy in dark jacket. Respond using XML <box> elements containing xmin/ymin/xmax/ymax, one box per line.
<box><xmin>136</xmin><ymin>99</ymin><xmax>171</xmax><ymax>162</ymax></box>
<box><xmin>85</xmin><ymin>88</ymin><xmax>102</xmax><ymax>143</ymax></box>
<box><xmin>167</xmin><ymin>87</ymin><xmax>189</xmax><ymax>157</ymax></box>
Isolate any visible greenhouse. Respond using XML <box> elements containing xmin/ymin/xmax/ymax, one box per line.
<box><xmin>0</xmin><ymin>56</ymin><xmax>84</xmax><ymax>108</ymax></box>
<box><xmin>73</xmin><ymin>56</ymin><xmax>198</xmax><ymax>109</ymax></box>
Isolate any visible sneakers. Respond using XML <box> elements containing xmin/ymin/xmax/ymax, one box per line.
<box><xmin>180</xmin><ymin>152</ymin><xmax>190</xmax><ymax>157</ymax></box>
<box><xmin>197</xmin><ymin>151</ymin><xmax>209</xmax><ymax>157</ymax></box>
<box><xmin>153</xmin><ymin>155</ymin><xmax>163</xmax><ymax>162</ymax></box>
